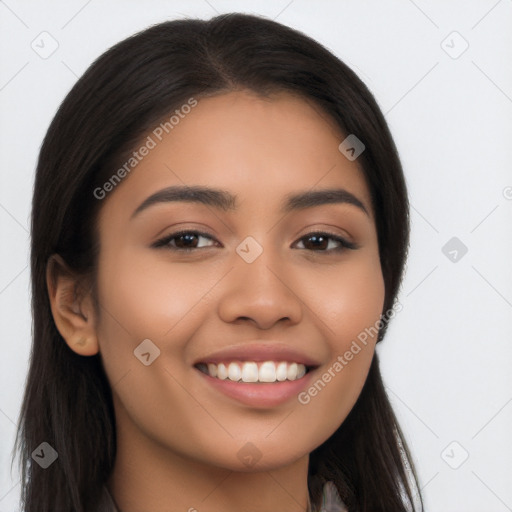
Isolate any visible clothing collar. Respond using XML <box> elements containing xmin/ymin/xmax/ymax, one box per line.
<box><xmin>309</xmin><ymin>481</ymin><xmax>348</xmax><ymax>511</ymax></box>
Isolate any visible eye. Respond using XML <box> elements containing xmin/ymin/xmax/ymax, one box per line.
<box><xmin>152</xmin><ymin>230</ymin><xmax>358</xmax><ymax>253</ymax></box>
<box><xmin>293</xmin><ymin>232</ymin><xmax>358</xmax><ymax>253</ymax></box>
<box><xmin>152</xmin><ymin>230</ymin><xmax>219</xmax><ymax>251</ymax></box>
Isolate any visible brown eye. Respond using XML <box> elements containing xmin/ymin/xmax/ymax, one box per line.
<box><xmin>172</xmin><ymin>233</ymin><xmax>200</xmax><ymax>249</ymax></box>
<box><xmin>153</xmin><ymin>231</ymin><xmax>218</xmax><ymax>251</ymax></box>
<box><xmin>294</xmin><ymin>232</ymin><xmax>358</xmax><ymax>252</ymax></box>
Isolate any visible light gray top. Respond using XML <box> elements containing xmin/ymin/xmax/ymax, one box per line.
<box><xmin>97</xmin><ymin>481</ymin><xmax>348</xmax><ymax>511</ymax></box>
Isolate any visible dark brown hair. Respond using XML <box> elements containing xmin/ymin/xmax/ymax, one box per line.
<box><xmin>14</xmin><ymin>12</ymin><xmax>422</xmax><ymax>511</ymax></box>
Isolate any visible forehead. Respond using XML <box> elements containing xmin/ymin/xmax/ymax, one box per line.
<box><xmin>98</xmin><ymin>90</ymin><xmax>373</xmax><ymax>221</ymax></box>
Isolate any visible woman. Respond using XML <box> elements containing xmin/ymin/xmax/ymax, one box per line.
<box><xmin>14</xmin><ymin>12</ymin><xmax>423</xmax><ymax>512</ymax></box>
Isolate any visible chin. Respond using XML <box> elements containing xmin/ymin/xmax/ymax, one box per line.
<box><xmin>204</xmin><ymin>440</ymin><xmax>313</xmax><ymax>473</ymax></box>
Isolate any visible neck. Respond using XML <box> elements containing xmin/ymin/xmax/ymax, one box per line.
<box><xmin>107</xmin><ymin>402</ymin><xmax>311</xmax><ymax>512</ymax></box>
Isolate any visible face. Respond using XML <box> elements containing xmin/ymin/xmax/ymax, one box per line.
<box><xmin>93</xmin><ymin>90</ymin><xmax>385</xmax><ymax>472</ymax></box>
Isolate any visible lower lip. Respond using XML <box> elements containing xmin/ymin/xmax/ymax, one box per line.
<box><xmin>196</xmin><ymin>368</ymin><xmax>315</xmax><ymax>408</ymax></box>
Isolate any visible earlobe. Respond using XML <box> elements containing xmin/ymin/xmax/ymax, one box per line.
<box><xmin>46</xmin><ymin>254</ymin><xmax>99</xmax><ymax>356</ymax></box>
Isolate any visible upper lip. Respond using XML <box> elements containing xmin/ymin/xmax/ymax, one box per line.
<box><xmin>194</xmin><ymin>342</ymin><xmax>322</xmax><ymax>367</ymax></box>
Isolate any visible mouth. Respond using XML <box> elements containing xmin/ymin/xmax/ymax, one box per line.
<box><xmin>194</xmin><ymin>360</ymin><xmax>318</xmax><ymax>408</ymax></box>
<box><xmin>194</xmin><ymin>360</ymin><xmax>316</xmax><ymax>383</ymax></box>
<box><xmin>192</xmin><ymin>342</ymin><xmax>321</xmax><ymax>407</ymax></box>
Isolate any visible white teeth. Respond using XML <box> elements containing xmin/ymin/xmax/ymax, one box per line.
<box><xmin>207</xmin><ymin>363</ymin><xmax>217</xmax><ymax>378</ymax></box>
<box><xmin>259</xmin><ymin>361</ymin><xmax>276</xmax><ymax>382</ymax></box>
<box><xmin>241</xmin><ymin>362</ymin><xmax>258</xmax><ymax>382</ymax></box>
<box><xmin>276</xmin><ymin>362</ymin><xmax>287</xmax><ymax>381</ymax></box>
<box><xmin>287</xmin><ymin>362</ymin><xmax>298</xmax><ymax>380</ymax></box>
<box><xmin>201</xmin><ymin>361</ymin><xmax>308</xmax><ymax>382</ymax></box>
<box><xmin>228</xmin><ymin>362</ymin><xmax>241</xmax><ymax>381</ymax></box>
<box><xmin>217</xmin><ymin>363</ymin><xmax>228</xmax><ymax>380</ymax></box>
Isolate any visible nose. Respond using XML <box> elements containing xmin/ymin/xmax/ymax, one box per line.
<box><xmin>217</xmin><ymin>249</ymin><xmax>303</xmax><ymax>330</ymax></box>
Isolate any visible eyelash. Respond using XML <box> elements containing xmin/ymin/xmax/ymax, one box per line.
<box><xmin>152</xmin><ymin>230</ymin><xmax>359</xmax><ymax>254</ymax></box>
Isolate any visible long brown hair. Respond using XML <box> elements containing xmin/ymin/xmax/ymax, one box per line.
<box><xmin>14</xmin><ymin>12</ymin><xmax>422</xmax><ymax>511</ymax></box>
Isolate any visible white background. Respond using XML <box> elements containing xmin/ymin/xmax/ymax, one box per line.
<box><xmin>1</xmin><ymin>1</ymin><xmax>511</xmax><ymax>511</ymax></box>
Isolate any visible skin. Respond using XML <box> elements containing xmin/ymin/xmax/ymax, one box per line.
<box><xmin>47</xmin><ymin>90</ymin><xmax>385</xmax><ymax>512</ymax></box>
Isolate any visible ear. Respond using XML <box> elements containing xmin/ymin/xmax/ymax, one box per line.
<box><xmin>46</xmin><ymin>254</ymin><xmax>99</xmax><ymax>356</ymax></box>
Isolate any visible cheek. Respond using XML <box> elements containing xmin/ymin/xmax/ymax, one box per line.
<box><xmin>298</xmin><ymin>253</ymin><xmax>385</xmax><ymax>428</ymax></box>
<box><xmin>312</xmin><ymin>249</ymin><xmax>385</xmax><ymax>345</ymax></box>
<box><xmin>95</xmin><ymin>246</ymin><xmax>221</xmax><ymax>344</ymax></box>
<box><xmin>94</xmin><ymin>249</ymin><xmax>230</xmax><ymax>456</ymax></box>
<box><xmin>94</xmin><ymin>246</ymin><xmax>228</xmax><ymax>397</ymax></box>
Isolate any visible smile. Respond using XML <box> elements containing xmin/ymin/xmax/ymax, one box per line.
<box><xmin>195</xmin><ymin>360</ymin><xmax>309</xmax><ymax>383</ymax></box>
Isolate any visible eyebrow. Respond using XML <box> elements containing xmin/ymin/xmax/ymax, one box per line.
<box><xmin>131</xmin><ymin>185</ymin><xmax>369</xmax><ymax>219</ymax></box>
